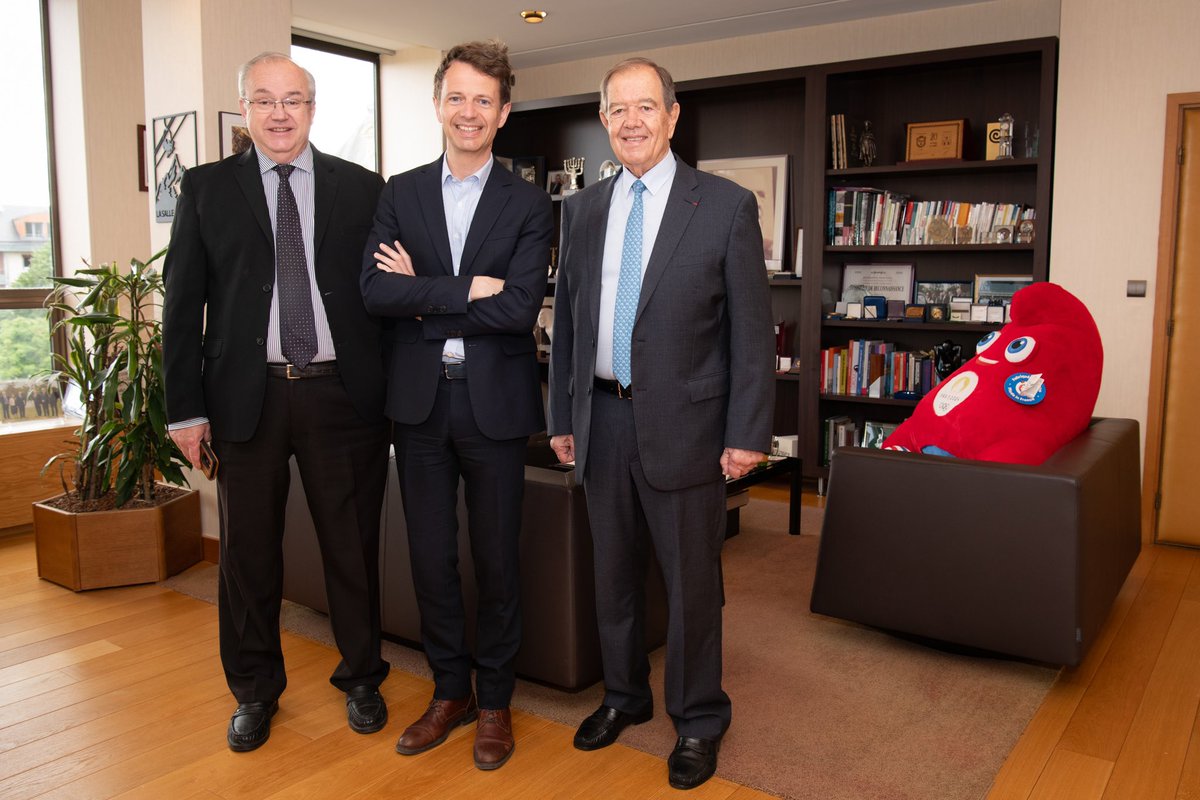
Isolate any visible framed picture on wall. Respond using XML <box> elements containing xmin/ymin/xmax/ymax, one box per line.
<box><xmin>697</xmin><ymin>155</ymin><xmax>788</xmax><ymax>270</ymax></box>
<box><xmin>218</xmin><ymin>111</ymin><xmax>251</xmax><ymax>159</ymax></box>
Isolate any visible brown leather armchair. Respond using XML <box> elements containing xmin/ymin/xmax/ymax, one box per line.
<box><xmin>810</xmin><ymin>417</ymin><xmax>1141</xmax><ymax>666</ymax></box>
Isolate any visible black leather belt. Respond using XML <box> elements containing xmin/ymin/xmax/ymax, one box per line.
<box><xmin>441</xmin><ymin>362</ymin><xmax>467</xmax><ymax>380</ymax></box>
<box><xmin>594</xmin><ymin>377</ymin><xmax>633</xmax><ymax>399</ymax></box>
<box><xmin>266</xmin><ymin>362</ymin><xmax>339</xmax><ymax>379</ymax></box>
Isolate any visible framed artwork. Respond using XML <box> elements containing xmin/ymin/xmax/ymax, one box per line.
<box><xmin>151</xmin><ymin>111</ymin><xmax>197</xmax><ymax>224</ymax></box>
<box><xmin>218</xmin><ymin>111</ymin><xmax>251</xmax><ymax>159</ymax></box>
<box><xmin>841</xmin><ymin>263</ymin><xmax>914</xmax><ymax>304</ymax></box>
<box><xmin>914</xmin><ymin>280</ymin><xmax>972</xmax><ymax>305</ymax></box>
<box><xmin>546</xmin><ymin>169</ymin><xmax>568</xmax><ymax>196</ymax></box>
<box><xmin>697</xmin><ymin>155</ymin><xmax>788</xmax><ymax>270</ymax></box>
<box><xmin>974</xmin><ymin>274</ymin><xmax>1033</xmax><ymax>304</ymax></box>
<box><xmin>137</xmin><ymin>124</ymin><xmax>148</xmax><ymax>192</ymax></box>
<box><xmin>905</xmin><ymin>119</ymin><xmax>966</xmax><ymax>161</ymax></box>
<box><xmin>510</xmin><ymin>156</ymin><xmax>545</xmax><ymax>188</ymax></box>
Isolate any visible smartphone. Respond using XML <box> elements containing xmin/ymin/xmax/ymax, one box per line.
<box><xmin>198</xmin><ymin>439</ymin><xmax>218</xmax><ymax>480</ymax></box>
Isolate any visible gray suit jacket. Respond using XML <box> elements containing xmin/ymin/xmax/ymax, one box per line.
<box><xmin>548</xmin><ymin>156</ymin><xmax>775</xmax><ymax>490</ymax></box>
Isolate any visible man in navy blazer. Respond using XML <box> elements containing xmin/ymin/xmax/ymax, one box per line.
<box><xmin>360</xmin><ymin>39</ymin><xmax>553</xmax><ymax>771</ymax></box>
<box><xmin>548</xmin><ymin>58</ymin><xmax>774</xmax><ymax>790</ymax></box>
<box><xmin>163</xmin><ymin>53</ymin><xmax>390</xmax><ymax>753</ymax></box>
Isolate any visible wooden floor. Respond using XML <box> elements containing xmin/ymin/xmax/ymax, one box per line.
<box><xmin>3</xmin><ymin>488</ymin><xmax>1199</xmax><ymax>799</ymax></box>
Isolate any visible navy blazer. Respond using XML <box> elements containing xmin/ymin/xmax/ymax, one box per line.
<box><xmin>163</xmin><ymin>146</ymin><xmax>386</xmax><ymax>441</ymax></box>
<box><xmin>360</xmin><ymin>156</ymin><xmax>554</xmax><ymax>440</ymax></box>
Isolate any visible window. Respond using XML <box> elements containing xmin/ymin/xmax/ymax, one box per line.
<box><xmin>1</xmin><ymin>0</ymin><xmax>61</xmax><ymax>427</ymax></box>
<box><xmin>291</xmin><ymin>36</ymin><xmax>380</xmax><ymax>173</ymax></box>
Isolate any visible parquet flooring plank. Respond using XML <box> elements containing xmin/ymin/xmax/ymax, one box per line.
<box><xmin>0</xmin><ymin>669</ymin><xmax>78</xmax><ymax>710</ymax></box>
<box><xmin>0</xmin><ymin>639</ymin><xmax>121</xmax><ymax>691</ymax></box>
<box><xmin>1057</xmin><ymin>545</ymin><xmax>1192</xmax><ymax>761</ymax></box>
<box><xmin>988</xmin><ymin>546</ymin><xmax>1157</xmax><ymax>799</ymax></box>
<box><xmin>47</xmin><ymin>614</ymin><xmax>218</xmax><ymax>684</ymax></box>
<box><xmin>1101</xmin><ymin>597</ymin><xmax>1200</xmax><ymax>799</ymax></box>
<box><xmin>1027</xmin><ymin>749</ymin><xmax>1113</xmax><ymax>800</ymax></box>
<box><xmin>1176</xmin><ymin>710</ymin><xmax>1200</xmax><ymax>800</ymax></box>
<box><xmin>0</xmin><ymin>586</ymin><xmax>181</xmax><ymax>643</ymax></box>
<box><xmin>0</xmin><ymin>583</ymin><xmax>168</xmax><ymax>627</ymax></box>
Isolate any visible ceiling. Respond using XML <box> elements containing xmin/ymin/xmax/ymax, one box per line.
<box><xmin>292</xmin><ymin>0</ymin><xmax>985</xmax><ymax>68</ymax></box>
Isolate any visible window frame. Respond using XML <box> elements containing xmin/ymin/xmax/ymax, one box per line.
<box><xmin>291</xmin><ymin>34</ymin><xmax>382</xmax><ymax>174</ymax></box>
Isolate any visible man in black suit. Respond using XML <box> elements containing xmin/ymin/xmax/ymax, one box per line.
<box><xmin>163</xmin><ymin>52</ymin><xmax>390</xmax><ymax>753</ymax></box>
<box><xmin>548</xmin><ymin>58</ymin><xmax>774</xmax><ymax>790</ymax></box>
<box><xmin>360</xmin><ymin>39</ymin><xmax>552</xmax><ymax>771</ymax></box>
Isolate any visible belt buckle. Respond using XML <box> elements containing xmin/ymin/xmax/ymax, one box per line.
<box><xmin>285</xmin><ymin>364</ymin><xmax>302</xmax><ymax>380</ymax></box>
<box><xmin>616</xmin><ymin>382</ymin><xmax>631</xmax><ymax>399</ymax></box>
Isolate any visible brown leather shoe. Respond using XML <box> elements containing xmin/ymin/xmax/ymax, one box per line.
<box><xmin>473</xmin><ymin>707</ymin><xmax>514</xmax><ymax>770</ymax></box>
<box><xmin>395</xmin><ymin>694</ymin><xmax>478</xmax><ymax>755</ymax></box>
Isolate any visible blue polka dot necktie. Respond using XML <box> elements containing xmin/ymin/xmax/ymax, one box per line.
<box><xmin>274</xmin><ymin>164</ymin><xmax>317</xmax><ymax>368</ymax></box>
<box><xmin>612</xmin><ymin>179</ymin><xmax>646</xmax><ymax>388</ymax></box>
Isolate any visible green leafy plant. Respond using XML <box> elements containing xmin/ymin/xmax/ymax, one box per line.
<box><xmin>44</xmin><ymin>248</ymin><xmax>189</xmax><ymax>507</ymax></box>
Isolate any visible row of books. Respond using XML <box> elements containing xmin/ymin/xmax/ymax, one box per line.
<box><xmin>829</xmin><ymin>113</ymin><xmax>854</xmax><ymax>169</ymax></box>
<box><xmin>822</xmin><ymin>416</ymin><xmax>900</xmax><ymax>465</ymax></box>
<box><xmin>826</xmin><ymin>186</ymin><xmax>1036</xmax><ymax>246</ymax></box>
<box><xmin>820</xmin><ymin>339</ymin><xmax>938</xmax><ymax>398</ymax></box>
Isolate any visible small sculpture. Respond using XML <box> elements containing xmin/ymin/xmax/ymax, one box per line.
<box><xmin>562</xmin><ymin>157</ymin><xmax>584</xmax><ymax>195</ymax></box>
<box><xmin>858</xmin><ymin>120</ymin><xmax>877</xmax><ymax>167</ymax></box>
<box><xmin>934</xmin><ymin>339</ymin><xmax>963</xmax><ymax>381</ymax></box>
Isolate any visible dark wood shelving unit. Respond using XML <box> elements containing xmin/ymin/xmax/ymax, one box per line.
<box><xmin>498</xmin><ymin>36</ymin><xmax>1057</xmax><ymax>483</ymax></box>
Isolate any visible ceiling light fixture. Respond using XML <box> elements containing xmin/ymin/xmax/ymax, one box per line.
<box><xmin>520</xmin><ymin>10</ymin><xmax>548</xmax><ymax>24</ymax></box>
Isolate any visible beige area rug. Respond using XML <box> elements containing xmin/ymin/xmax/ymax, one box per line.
<box><xmin>164</xmin><ymin>500</ymin><xmax>1057</xmax><ymax>800</ymax></box>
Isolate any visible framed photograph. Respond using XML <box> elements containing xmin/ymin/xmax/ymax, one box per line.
<box><xmin>841</xmin><ymin>263</ymin><xmax>914</xmax><ymax>304</ymax></box>
<box><xmin>697</xmin><ymin>155</ymin><xmax>788</xmax><ymax>270</ymax></box>
<box><xmin>926</xmin><ymin>304</ymin><xmax>949</xmax><ymax>322</ymax></box>
<box><xmin>905</xmin><ymin>119</ymin><xmax>966</xmax><ymax>161</ymax></box>
<box><xmin>137</xmin><ymin>124</ymin><xmax>148</xmax><ymax>192</ymax></box>
<box><xmin>546</xmin><ymin>169</ymin><xmax>568</xmax><ymax>196</ymax></box>
<box><xmin>975</xmin><ymin>274</ymin><xmax>1033</xmax><ymax>304</ymax></box>
<box><xmin>904</xmin><ymin>304</ymin><xmax>927</xmax><ymax>322</ymax></box>
<box><xmin>915</xmin><ymin>280</ymin><xmax>972</xmax><ymax>306</ymax></box>
<box><xmin>511</xmin><ymin>156</ymin><xmax>545</xmax><ymax>188</ymax></box>
<box><xmin>218</xmin><ymin>111</ymin><xmax>251</xmax><ymax>160</ymax></box>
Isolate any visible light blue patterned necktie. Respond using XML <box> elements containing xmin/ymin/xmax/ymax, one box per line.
<box><xmin>612</xmin><ymin>179</ymin><xmax>646</xmax><ymax>387</ymax></box>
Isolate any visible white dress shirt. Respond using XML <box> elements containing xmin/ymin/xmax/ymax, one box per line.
<box><xmin>441</xmin><ymin>156</ymin><xmax>493</xmax><ymax>362</ymax></box>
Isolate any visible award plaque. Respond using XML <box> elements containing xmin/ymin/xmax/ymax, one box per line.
<box><xmin>905</xmin><ymin>119</ymin><xmax>966</xmax><ymax>161</ymax></box>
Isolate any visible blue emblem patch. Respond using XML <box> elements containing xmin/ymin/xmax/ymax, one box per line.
<box><xmin>1004</xmin><ymin>372</ymin><xmax>1046</xmax><ymax>405</ymax></box>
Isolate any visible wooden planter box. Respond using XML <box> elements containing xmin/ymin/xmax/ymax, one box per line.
<box><xmin>33</xmin><ymin>488</ymin><xmax>203</xmax><ymax>591</ymax></box>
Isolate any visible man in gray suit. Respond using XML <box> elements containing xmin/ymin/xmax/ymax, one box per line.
<box><xmin>548</xmin><ymin>57</ymin><xmax>774</xmax><ymax>790</ymax></box>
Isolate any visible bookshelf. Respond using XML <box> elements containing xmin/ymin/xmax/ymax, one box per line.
<box><xmin>496</xmin><ymin>37</ymin><xmax>1057</xmax><ymax>482</ymax></box>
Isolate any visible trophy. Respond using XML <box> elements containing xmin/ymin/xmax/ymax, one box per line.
<box><xmin>857</xmin><ymin>120</ymin><xmax>877</xmax><ymax>167</ymax></box>
<box><xmin>561</xmin><ymin>157</ymin><xmax>584</xmax><ymax>196</ymax></box>
<box><xmin>598</xmin><ymin>159</ymin><xmax>620</xmax><ymax>180</ymax></box>
<box><xmin>996</xmin><ymin>112</ymin><xmax>1014</xmax><ymax>160</ymax></box>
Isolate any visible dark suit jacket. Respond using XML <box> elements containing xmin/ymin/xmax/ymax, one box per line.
<box><xmin>360</xmin><ymin>156</ymin><xmax>554</xmax><ymax>441</ymax></box>
<box><xmin>548</xmin><ymin>156</ymin><xmax>775</xmax><ymax>490</ymax></box>
<box><xmin>163</xmin><ymin>146</ymin><xmax>386</xmax><ymax>440</ymax></box>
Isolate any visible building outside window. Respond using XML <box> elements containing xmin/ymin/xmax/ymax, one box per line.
<box><xmin>1</xmin><ymin>0</ymin><xmax>63</xmax><ymax>426</ymax></box>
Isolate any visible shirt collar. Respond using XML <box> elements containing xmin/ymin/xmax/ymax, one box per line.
<box><xmin>442</xmin><ymin>155</ymin><xmax>494</xmax><ymax>187</ymax></box>
<box><xmin>256</xmin><ymin>144</ymin><xmax>314</xmax><ymax>176</ymax></box>
<box><xmin>617</xmin><ymin>151</ymin><xmax>676</xmax><ymax>197</ymax></box>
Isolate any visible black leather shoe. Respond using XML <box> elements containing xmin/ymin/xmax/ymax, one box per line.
<box><xmin>346</xmin><ymin>685</ymin><xmax>388</xmax><ymax>734</ymax></box>
<box><xmin>668</xmin><ymin>736</ymin><xmax>719</xmax><ymax>790</ymax></box>
<box><xmin>227</xmin><ymin>700</ymin><xmax>279</xmax><ymax>752</ymax></box>
<box><xmin>573</xmin><ymin>704</ymin><xmax>652</xmax><ymax>751</ymax></box>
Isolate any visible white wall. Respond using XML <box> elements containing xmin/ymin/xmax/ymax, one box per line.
<box><xmin>1052</xmin><ymin>0</ymin><xmax>1200</xmax><ymax>435</ymax></box>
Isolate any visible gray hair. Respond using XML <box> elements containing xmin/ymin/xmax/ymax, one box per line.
<box><xmin>599</xmin><ymin>57</ymin><xmax>676</xmax><ymax>113</ymax></box>
<box><xmin>237</xmin><ymin>51</ymin><xmax>316</xmax><ymax>100</ymax></box>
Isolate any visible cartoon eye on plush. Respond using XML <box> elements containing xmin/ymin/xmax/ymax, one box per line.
<box><xmin>1005</xmin><ymin>336</ymin><xmax>1036</xmax><ymax>362</ymax></box>
<box><xmin>976</xmin><ymin>330</ymin><xmax>1001</xmax><ymax>354</ymax></box>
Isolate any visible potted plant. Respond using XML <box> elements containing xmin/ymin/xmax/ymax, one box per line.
<box><xmin>33</xmin><ymin>249</ymin><xmax>202</xmax><ymax>591</ymax></box>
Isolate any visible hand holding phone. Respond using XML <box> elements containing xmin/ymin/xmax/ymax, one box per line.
<box><xmin>198</xmin><ymin>439</ymin><xmax>218</xmax><ymax>480</ymax></box>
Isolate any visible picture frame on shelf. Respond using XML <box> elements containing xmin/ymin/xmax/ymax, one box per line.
<box><xmin>969</xmin><ymin>303</ymin><xmax>990</xmax><ymax>322</ymax></box>
<box><xmin>915</xmin><ymin>280</ymin><xmax>973</xmax><ymax>306</ymax></box>
<box><xmin>986</xmin><ymin>305</ymin><xmax>1006</xmax><ymax>324</ymax></box>
<box><xmin>926</xmin><ymin>304</ymin><xmax>949</xmax><ymax>322</ymax></box>
<box><xmin>510</xmin><ymin>156</ymin><xmax>544</xmax><ymax>188</ymax></box>
<box><xmin>975</xmin><ymin>274</ymin><xmax>1033</xmax><ymax>304</ymax></box>
<box><xmin>904</xmin><ymin>119</ymin><xmax>966</xmax><ymax>161</ymax></box>
<box><xmin>841</xmin><ymin>263</ymin><xmax>914</xmax><ymax>304</ymax></box>
<box><xmin>218</xmin><ymin>111</ymin><xmax>251</xmax><ymax>159</ymax></box>
<box><xmin>546</xmin><ymin>169</ymin><xmax>568</xmax><ymax>196</ymax></box>
<box><xmin>904</xmin><ymin>304</ymin><xmax>927</xmax><ymax>322</ymax></box>
<box><xmin>697</xmin><ymin>155</ymin><xmax>788</xmax><ymax>271</ymax></box>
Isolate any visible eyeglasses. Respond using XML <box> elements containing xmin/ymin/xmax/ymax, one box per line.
<box><xmin>242</xmin><ymin>98</ymin><xmax>314</xmax><ymax>113</ymax></box>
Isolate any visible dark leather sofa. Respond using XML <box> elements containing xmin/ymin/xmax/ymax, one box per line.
<box><xmin>281</xmin><ymin>441</ymin><xmax>667</xmax><ymax>691</ymax></box>
<box><xmin>809</xmin><ymin>417</ymin><xmax>1142</xmax><ymax>666</ymax></box>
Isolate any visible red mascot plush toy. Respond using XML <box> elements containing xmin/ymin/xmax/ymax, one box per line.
<box><xmin>882</xmin><ymin>282</ymin><xmax>1103</xmax><ymax>465</ymax></box>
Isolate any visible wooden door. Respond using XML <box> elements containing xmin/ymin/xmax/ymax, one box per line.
<box><xmin>1147</xmin><ymin>97</ymin><xmax>1200</xmax><ymax>545</ymax></box>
